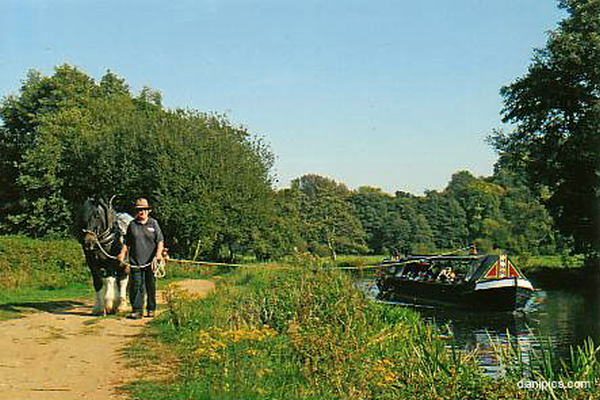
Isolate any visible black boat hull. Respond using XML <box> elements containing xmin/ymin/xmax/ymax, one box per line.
<box><xmin>377</xmin><ymin>278</ymin><xmax>534</xmax><ymax>312</ymax></box>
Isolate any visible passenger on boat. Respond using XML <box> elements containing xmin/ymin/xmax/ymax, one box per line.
<box><xmin>438</xmin><ymin>267</ymin><xmax>456</xmax><ymax>283</ymax></box>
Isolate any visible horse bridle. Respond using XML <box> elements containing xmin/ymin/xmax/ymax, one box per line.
<box><xmin>83</xmin><ymin>227</ymin><xmax>116</xmax><ymax>254</ymax></box>
<box><xmin>83</xmin><ymin>196</ymin><xmax>118</xmax><ymax>257</ymax></box>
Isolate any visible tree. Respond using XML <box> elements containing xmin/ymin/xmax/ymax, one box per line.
<box><xmin>490</xmin><ymin>0</ymin><xmax>600</xmax><ymax>260</ymax></box>
<box><xmin>291</xmin><ymin>174</ymin><xmax>367</xmax><ymax>259</ymax></box>
<box><xmin>350</xmin><ymin>187</ymin><xmax>439</xmax><ymax>255</ymax></box>
<box><xmin>348</xmin><ymin>186</ymin><xmax>394</xmax><ymax>253</ymax></box>
<box><xmin>0</xmin><ymin>65</ymin><xmax>276</xmax><ymax>260</ymax></box>
<box><xmin>292</xmin><ymin>174</ymin><xmax>350</xmax><ymax>198</ymax></box>
<box><xmin>445</xmin><ymin>171</ymin><xmax>505</xmax><ymax>244</ymax></box>
<box><xmin>0</xmin><ymin>65</ymin><xmax>98</xmax><ymax>235</ymax></box>
<box><xmin>491</xmin><ymin>169</ymin><xmax>558</xmax><ymax>255</ymax></box>
<box><xmin>420</xmin><ymin>190</ymin><xmax>469</xmax><ymax>250</ymax></box>
<box><xmin>250</xmin><ymin>188</ymin><xmax>303</xmax><ymax>261</ymax></box>
<box><xmin>391</xmin><ymin>192</ymin><xmax>435</xmax><ymax>253</ymax></box>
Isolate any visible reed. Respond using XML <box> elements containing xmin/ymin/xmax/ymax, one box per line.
<box><xmin>486</xmin><ymin>330</ymin><xmax>600</xmax><ymax>399</ymax></box>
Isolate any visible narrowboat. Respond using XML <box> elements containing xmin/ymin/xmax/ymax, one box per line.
<box><xmin>376</xmin><ymin>254</ymin><xmax>535</xmax><ymax>311</ymax></box>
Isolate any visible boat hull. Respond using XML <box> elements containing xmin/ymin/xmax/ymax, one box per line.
<box><xmin>377</xmin><ymin>277</ymin><xmax>534</xmax><ymax>312</ymax></box>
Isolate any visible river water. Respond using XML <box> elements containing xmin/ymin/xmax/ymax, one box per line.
<box><xmin>357</xmin><ymin>275</ymin><xmax>600</xmax><ymax>372</ymax></box>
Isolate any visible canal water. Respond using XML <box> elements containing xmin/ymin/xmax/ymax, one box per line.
<box><xmin>357</xmin><ymin>275</ymin><xmax>600</xmax><ymax>372</ymax></box>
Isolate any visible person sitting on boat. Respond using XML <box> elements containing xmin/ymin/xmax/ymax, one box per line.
<box><xmin>469</xmin><ymin>243</ymin><xmax>478</xmax><ymax>255</ymax></box>
<box><xmin>404</xmin><ymin>265</ymin><xmax>417</xmax><ymax>279</ymax></box>
<box><xmin>426</xmin><ymin>268</ymin><xmax>439</xmax><ymax>281</ymax></box>
<box><xmin>438</xmin><ymin>267</ymin><xmax>456</xmax><ymax>283</ymax></box>
<box><xmin>417</xmin><ymin>270</ymin><xmax>429</xmax><ymax>281</ymax></box>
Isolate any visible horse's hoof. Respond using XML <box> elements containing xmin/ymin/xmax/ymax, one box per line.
<box><xmin>91</xmin><ymin>309</ymin><xmax>105</xmax><ymax>316</ymax></box>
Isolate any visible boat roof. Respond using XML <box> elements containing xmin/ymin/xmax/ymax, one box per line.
<box><xmin>377</xmin><ymin>254</ymin><xmax>483</xmax><ymax>265</ymax></box>
<box><xmin>376</xmin><ymin>254</ymin><xmax>528</xmax><ymax>282</ymax></box>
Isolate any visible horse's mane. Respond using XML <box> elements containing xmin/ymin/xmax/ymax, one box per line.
<box><xmin>82</xmin><ymin>198</ymin><xmax>115</xmax><ymax>232</ymax></box>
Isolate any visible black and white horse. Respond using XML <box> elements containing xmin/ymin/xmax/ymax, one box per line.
<box><xmin>80</xmin><ymin>197</ymin><xmax>133</xmax><ymax>315</ymax></box>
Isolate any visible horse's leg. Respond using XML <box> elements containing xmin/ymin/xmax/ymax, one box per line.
<box><xmin>103</xmin><ymin>276</ymin><xmax>117</xmax><ymax>314</ymax></box>
<box><xmin>116</xmin><ymin>270</ymin><xmax>130</xmax><ymax>313</ymax></box>
<box><xmin>91</xmin><ymin>270</ymin><xmax>105</xmax><ymax>315</ymax></box>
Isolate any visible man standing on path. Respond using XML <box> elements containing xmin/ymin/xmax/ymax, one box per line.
<box><xmin>117</xmin><ymin>198</ymin><xmax>164</xmax><ymax>319</ymax></box>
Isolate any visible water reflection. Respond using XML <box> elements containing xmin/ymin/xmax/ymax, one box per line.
<box><xmin>357</xmin><ymin>277</ymin><xmax>600</xmax><ymax>373</ymax></box>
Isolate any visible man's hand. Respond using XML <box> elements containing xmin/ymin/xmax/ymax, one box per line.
<box><xmin>155</xmin><ymin>242</ymin><xmax>165</xmax><ymax>262</ymax></box>
<box><xmin>117</xmin><ymin>245</ymin><xmax>127</xmax><ymax>263</ymax></box>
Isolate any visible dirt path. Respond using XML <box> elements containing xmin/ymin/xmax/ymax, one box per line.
<box><xmin>0</xmin><ymin>279</ymin><xmax>215</xmax><ymax>400</ymax></box>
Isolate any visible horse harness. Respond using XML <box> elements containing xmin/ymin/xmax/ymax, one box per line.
<box><xmin>83</xmin><ymin>228</ymin><xmax>166</xmax><ymax>278</ymax></box>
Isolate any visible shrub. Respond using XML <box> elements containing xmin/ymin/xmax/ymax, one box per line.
<box><xmin>0</xmin><ymin>235</ymin><xmax>88</xmax><ymax>289</ymax></box>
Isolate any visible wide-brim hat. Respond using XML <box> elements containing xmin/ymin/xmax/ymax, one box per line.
<box><xmin>132</xmin><ymin>198</ymin><xmax>152</xmax><ymax>210</ymax></box>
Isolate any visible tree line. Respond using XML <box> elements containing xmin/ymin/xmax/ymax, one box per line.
<box><xmin>263</xmin><ymin>170</ymin><xmax>560</xmax><ymax>260</ymax></box>
<box><xmin>0</xmin><ymin>65</ymin><xmax>274</xmax><ymax>260</ymax></box>
<box><xmin>0</xmin><ymin>65</ymin><xmax>559</xmax><ymax>261</ymax></box>
<box><xmin>1</xmin><ymin>1</ymin><xmax>599</xmax><ymax>263</ymax></box>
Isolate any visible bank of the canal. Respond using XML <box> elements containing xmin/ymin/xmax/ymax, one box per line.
<box><xmin>127</xmin><ymin>258</ymin><xmax>600</xmax><ymax>400</ymax></box>
<box><xmin>1</xmin><ymin>238</ymin><xmax>597</xmax><ymax>399</ymax></box>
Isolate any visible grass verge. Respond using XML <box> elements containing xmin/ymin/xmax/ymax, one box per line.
<box><xmin>0</xmin><ymin>283</ymin><xmax>94</xmax><ymax>320</ymax></box>
<box><xmin>0</xmin><ymin>234</ymin><xmax>232</xmax><ymax>320</ymax></box>
<box><xmin>124</xmin><ymin>256</ymin><xmax>600</xmax><ymax>400</ymax></box>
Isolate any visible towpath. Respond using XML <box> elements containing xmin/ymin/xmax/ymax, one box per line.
<box><xmin>0</xmin><ymin>279</ymin><xmax>214</xmax><ymax>400</ymax></box>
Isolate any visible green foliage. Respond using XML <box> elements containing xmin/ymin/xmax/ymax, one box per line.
<box><xmin>291</xmin><ymin>174</ymin><xmax>367</xmax><ymax>259</ymax></box>
<box><xmin>490</xmin><ymin>0</ymin><xmax>600</xmax><ymax>260</ymax></box>
<box><xmin>131</xmin><ymin>263</ymin><xmax>502</xmax><ymax>400</ymax></box>
<box><xmin>420</xmin><ymin>190</ymin><xmax>469</xmax><ymax>249</ymax></box>
<box><xmin>129</xmin><ymin>262</ymin><xmax>600</xmax><ymax>399</ymax></box>
<box><xmin>0</xmin><ymin>64</ymin><xmax>564</xmax><ymax>260</ymax></box>
<box><xmin>0</xmin><ymin>235</ymin><xmax>88</xmax><ymax>289</ymax></box>
<box><xmin>250</xmin><ymin>189</ymin><xmax>304</xmax><ymax>261</ymax></box>
<box><xmin>349</xmin><ymin>188</ymin><xmax>437</xmax><ymax>255</ymax></box>
<box><xmin>445</xmin><ymin>171</ymin><xmax>505</xmax><ymax>241</ymax></box>
<box><xmin>391</xmin><ymin>192</ymin><xmax>435</xmax><ymax>253</ymax></box>
<box><xmin>490</xmin><ymin>333</ymin><xmax>600</xmax><ymax>400</ymax></box>
<box><xmin>348</xmin><ymin>187</ymin><xmax>394</xmax><ymax>253</ymax></box>
<box><xmin>492</xmin><ymin>169</ymin><xmax>558</xmax><ymax>254</ymax></box>
<box><xmin>0</xmin><ymin>65</ymin><xmax>275</xmax><ymax>259</ymax></box>
<box><xmin>350</xmin><ymin>171</ymin><xmax>556</xmax><ymax>257</ymax></box>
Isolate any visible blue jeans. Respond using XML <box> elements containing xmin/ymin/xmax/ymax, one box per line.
<box><xmin>129</xmin><ymin>267</ymin><xmax>156</xmax><ymax>313</ymax></box>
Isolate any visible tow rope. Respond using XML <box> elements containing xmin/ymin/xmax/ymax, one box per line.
<box><xmin>85</xmin><ymin>228</ymin><xmax>476</xmax><ymax>275</ymax></box>
<box><xmin>84</xmin><ymin>230</ymin><xmax>166</xmax><ymax>277</ymax></box>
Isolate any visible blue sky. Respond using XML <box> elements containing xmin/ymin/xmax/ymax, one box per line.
<box><xmin>1</xmin><ymin>1</ymin><xmax>564</xmax><ymax>194</ymax></box>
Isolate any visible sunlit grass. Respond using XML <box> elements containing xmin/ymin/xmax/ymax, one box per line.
<box><xmin>125</xmin><ymin>259</ymin><xmax>495</xmax><ymax>399</ymax></box>
<box><xmin>126</xmin><ymin>255</ymin><xmax>600</xmax><ymax>399</ymax></box>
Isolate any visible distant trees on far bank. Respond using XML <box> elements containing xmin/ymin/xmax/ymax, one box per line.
<box><xmin>248</xmin><ymin>170</ymin><xmax>561</xmax><ymax>261</ymax></box>
<box><xmin>279</xmin><ymin>170</ymin><xmax>559</xmax><ymax>259</ymax></box>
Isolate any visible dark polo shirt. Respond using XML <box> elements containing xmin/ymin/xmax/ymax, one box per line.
<box><xmin>125</xmin><ymin>217</ymin><xmax>164</xmax><ymax>266</ymax></box>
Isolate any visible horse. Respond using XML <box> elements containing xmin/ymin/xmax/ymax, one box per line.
<box><xmin>80</xmin><ymin>197</ymin><xmax>133</xmax><ymax>315</ymax></box>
